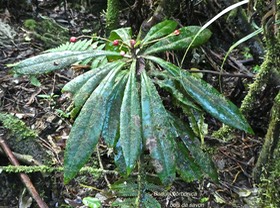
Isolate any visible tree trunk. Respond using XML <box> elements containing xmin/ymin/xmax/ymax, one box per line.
<box><xmin>252</xmin><ymin>92</ymin><xmax>280</xmax><ymax>182</ymax></box>
<box><xmin>249</xmin><ymin>0</ymin><xmax>280</xmax><ymax>183</ymax></box>
<box><xmin>106</xmin><ymin>0</ymin><xmax>120</xmax><ymax>34</ymax></box>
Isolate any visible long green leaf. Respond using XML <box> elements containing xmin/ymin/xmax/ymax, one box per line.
<box><xmin>73</xmin><ymin>62</ymin><xmax>126</xmax><ymax>110</ymax></box>
<box><xmin>221</xmin><ymin>27</ymin><xmax>263</xmax><ymax>69</ymax></box>
<box><xmin>142</xmin><ymin>193</ymin><xmax>161</xmax><ymax>208</ymax></box>
<box><xmin>181</xmin><ymin>136</ymin><xmax>218</xmax><ymax>182</ymax></box>
<box><xmin>167</xmin><ymin>112</ymin><xmax>196</xmax><ymax>139</ymax></box>
<box><xmin>111</xmin><ymin>198</ymin><xmax>137</xmax><ymax>207</ymax></box>
<box><xmin>154</xmin><ymin>76</ymin><xmax>205</xmax><ymax>138</ymax></box>
<box><xmin>90</xmin><ymin>44</ymin><xmax>108</xmax><ymax>68</ymax></box>
<box><xmin>182</xmin><ymin>107</ymin><xmax>207</xmax><ymax>140</ymax></box>
<box><xmin>64</xmin><ymin>67</ymin><xmax>122</xmax><ymax>184</ymax></box>
<box><xmin>63</xmin><ymin>62</ymin><xmax>122</xmax><ymax>119</ymax></box>
<box><xmin>154</xmin><ymin>74</ymin><xmax>201</xmax><ymax>111</ymax></box>
<box><xmin>143</xmin><ymin>26</ymin><xmax>211</xmax><ymax>55</ymax></box>
<box><xmin>119</xmin><ymin>60</ymin><xmax>142</xmax><ymax>174</ymax></box>
<box><xmin>168</xmin><ymin>113</ymin><xmax>206</xmax><ymax>181</ymax></box>
<box><xmin>80</xmin><ymin>43</ymin><xmax>105</xmax><ymax>66</ymax></box>
<box><xmin>176</xmin><ymin>141</ymin><xmax>204</xmax><ymax>182</ymax></box>
<box><xmin>141</xmin><ymin>20</ymin><xmax>178</xmax><ymax>45</ymax></box>
<box><xmin>141</xmin><ymin>70</ymin><xmax>176</xmax><ymax>185</ymax></box>
<box><xmin>145</xmin><ymin>56</ymin><xmax>253</xmax><ymax>134</ymax></box>
<box><xmin>149</xmin><ymin>64</ymin><xmax>204</xmax><ymax>137</ymax></box>
<box><xmin>62</xmin><ymin>61</ymin><xmax>125</xmax><ymax>95</ymax></box>
<box><xmin>180</xmin><ymin>0</ymin><xmax>250</xmax><ymax>66</ymax></box>
<box><xmin>13</xmin><ymin>50</ymin><xmax>122</xmax><ymax>75</ymax></box>
<box><xmin>114</xmin><ymin>140</ymin><xmax>127</xmax><ymax>176</ymax></box>
<box><xmin>102</xmin><ymin>72</ymin><xmax>128</xmax><ymax>147</ymax></box>
<box><xmin>111</xmin><ymin>180</ymin><xmax>138</xmax><ymax>197</ymax></box>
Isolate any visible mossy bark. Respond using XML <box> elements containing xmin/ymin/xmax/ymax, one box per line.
<box><xmin>240</xmin><ymin>40</ymin><xmax>280</xmax><ymax>118</ymax></box>
<box><xmin>233</xmin><ymin>0</ymin><xmax>280</xmax><ymax>205</ymax></box>
<box><xmin>251</xmin><ymin>0</ymin><xmax>280</xmax><ymax>187</ymax></box>
<box><xmin>252</xmin><ymin>92</ymin><xmax>280</xmax><ymax>182</ymax></box>
<box><xmin>253</xmin><ymin>92</ymin><xmax>280</xmax><ymax>207</ymax></box>
<box><xmin>106</xmin><ymin>0</ymin><xmax>120</xmax><ymax>34</ymax></box>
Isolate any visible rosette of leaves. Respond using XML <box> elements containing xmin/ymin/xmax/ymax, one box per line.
<box><xmin>11</xmin><ymin>20</ymin><xmax>253</xmax><ymax>186</ymax></box>
<box><xmin>110</xmin><ymin>178</ymin><xmax>164</xmax><ymax>207</ymax></box>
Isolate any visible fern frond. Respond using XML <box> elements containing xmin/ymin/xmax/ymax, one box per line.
<box><xmin>111</xmin><ymin>198</ymin><xmax>137</xmax><ymax>207</ymax></box>
<box><xmin>111</xmin><ymin>181</ymin><xmax>138</xmax><ymax>197</ymax></box>
<box><xmin>144</xmin><ymin>182</ymin><xmax>164</xmax><ymax>192</ymax></box>
<box><xmin>45</xmin><ymin>39</ymin><xmax>94</xmax><ymax>53</ymax></box>
<box><xmin>111</xmin><ymin>177</ymin><xmax>165</xmax><ymax>207</ymax></box>
<box><xmin>142</xmin><ymin>193</ymin><xmax>161</xmax><ymax>208</ymax></box>
<box><xmin>0</xmin><ymin>113</ymin><xmax>38</xmax><ymax>139</ymax></box>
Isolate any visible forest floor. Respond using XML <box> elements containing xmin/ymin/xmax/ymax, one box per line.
<box><xmin>0</xmin><ymin>1</ymin><xmax>268</xmax><ymax>207</ymax></box>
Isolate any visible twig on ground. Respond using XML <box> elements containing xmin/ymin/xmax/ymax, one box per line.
<box><xmin>0</xmin><ymin>137</ymin><xmax>48</xmax><ymax>208</ymax></box>
<box><xmin>188</xmin><ymin>69</ymin><xmax>255</xmax><ymax>78</ymax></box>
<box><xmin>0</xmin><ymin>148</ymin><xmax>42</xmax><ymax>166</ymax></box>
<box><xmin>96</xmin><ymin>144</ymin><xmax>112</xmax><ymax>188</ymax></box>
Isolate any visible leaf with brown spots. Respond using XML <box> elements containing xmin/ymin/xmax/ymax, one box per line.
<box><xmin>141</xmin><ymin>70</ymin><xmax>176</xmax><ymax>185</ymax></box>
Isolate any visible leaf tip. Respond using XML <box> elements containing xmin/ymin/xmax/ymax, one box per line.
<box><xmin>63</xmin><ymin>167</ymin><xmax>78</xmax><ymax>185</ymax></box>
<box><xmin>245</xmin><ymin>125</ymin><xmax>254</xmax><ymax>135</ymax></box>
<box><xmin>63</xmin><ymin>174</ymin><xmax>71</xmax><ymax>185</ymax></box>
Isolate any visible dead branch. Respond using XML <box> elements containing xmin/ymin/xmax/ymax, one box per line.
<box><xmin>0</xmin><ymin>138</ymin><xmax>48</xmax><ymax>208</ymax></box>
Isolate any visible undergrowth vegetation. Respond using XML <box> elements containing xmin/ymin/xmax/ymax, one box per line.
<box><xmin>11</xmin><ymin>20</ymin><xmax>253</xmax><ymax>207</ymax></box>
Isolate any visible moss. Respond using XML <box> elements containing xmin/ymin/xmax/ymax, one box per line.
<box><xmin>0</xmin><ymin>113</ymin><xmax>55</xmax><ymax>166</ymax></box>
<box><xmin>23</xmin><ymin>16</ymin><xmax>69</xmax><ymax>49</ymax></box>
<box><xmin>254</xmin><ymin>92</ymin><xmax>280</xmax><ymax>206</ymax></box>
<box><xmin>258</xmin><ymin>144</ymin><xmax>280</xmax><ymax>207</ymax></box>
<box><xmin>0</xmin><ymin>113</ymin><xmax>37</xmax><ymax>140</ymax></box>
<box><xmin>240</xmin><ymin>57</ymin><xmax>270</xmax><ymax>114</ymax></box>
<box><xmin>0</xmin><ymin>165</ymin><xmax>116</xmax><ymax>179</ymax></box>
<box><xmin>24</xmin><ymin>19</ymin><xmax>37</xmax><ymax>30</ymax></box>
<box><xmin>211</xmin><ymin>125</ymin><xmax>232</xmax><ymax>141</ymax></box>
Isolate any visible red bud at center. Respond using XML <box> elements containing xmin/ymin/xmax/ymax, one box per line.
<box><xmin>130</xmin><ymin>39</ymin><xmax>136</xmax><ymax>47</ymax></box>
<box><xmin>113</xmin><ymin>40</ymin><xmax>119</xmax><ymax>46</ymax></box>
<box><xmin>174</xmin><ymin>30</ymin><xmax>180</xmax><ymax>36</ymax></box>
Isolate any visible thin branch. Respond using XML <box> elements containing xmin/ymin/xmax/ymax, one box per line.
<box><xmin>0</xmin><ymin>148</ymin><xmax>42</xmax><ymax>166</ymax></box>
<box><xmin>0</xmin><ymin>138</ymin><xmax>48</xmax><ymax>208</ymax></box>
<box><xmin>187</xmin><ymin>69</ymin><xmax>255</xmax><ymax>78</ymax></box>
<box><xmin>0</xmin><ymin>165</ymin><xmax>118</xmax><ymax>174</ymax></box>
<box><xmin>96</xmin><ymin>145</ymin><xmax>112</xmax><ymax>188</ymax></box>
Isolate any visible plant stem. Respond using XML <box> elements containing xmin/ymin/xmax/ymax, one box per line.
<box><xmin>136</xmin><ymin>155</ymin><xmax>145</xmax><ymax>208</ymax></box>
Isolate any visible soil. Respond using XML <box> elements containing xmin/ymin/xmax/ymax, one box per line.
<box><xmin>0</xmin><ymin>1</ymin><xmax>269</xmax><ymax>207</ymax></box>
